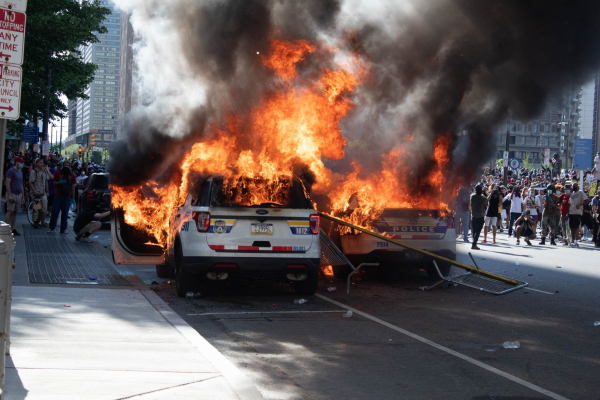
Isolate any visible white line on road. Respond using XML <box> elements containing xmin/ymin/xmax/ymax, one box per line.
<box><xmin>527</xmin><ymin>288</ymin><xmax>554</xmax><ymax>295</ymax></box>
<box><xmin>187</xmin><ymin>310</ymin><xmax>341</xmax><ymax>316</ymax></box>
<box><xmin>316</xmin><ymin>294</ymin><xmax>569</xmax><ymax>400</ymax></box>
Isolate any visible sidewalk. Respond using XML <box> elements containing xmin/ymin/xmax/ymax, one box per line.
<box><xmin>3</xmin><ymin>213</ymin><xmax>262</xmax><ymax>399</ymax></box>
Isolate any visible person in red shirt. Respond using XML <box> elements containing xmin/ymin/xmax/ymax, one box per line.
<box><xmin>48</xmin><ymin>160</ymin><xmax>77</xmax><ymax>234</ymax></box>
<box><xmin>558</xmin><ymin>185</ymin><xmax>571</xmax><ymax>245</ymax></box>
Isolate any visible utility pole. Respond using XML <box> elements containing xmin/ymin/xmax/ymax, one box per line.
<box><xmin>42</xmin><ymin>51</ymin><xmax>52</xmax><ymax>160</ymax></box>
<box><xmin>503</xmin><ymin>129</ymin><xmax>510</xmax><ymax>186</ymax></box>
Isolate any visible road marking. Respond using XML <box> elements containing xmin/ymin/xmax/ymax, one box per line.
<box><xmin>527</xmin><ymin>288</ymin><xmax>554</xmax><ymax>295</ymax></box>
<box><xmin>187</xmin><ymin>310</ymin><xmax>341</xmax><ymax>316</ymax></box>
<box><xmin>316</xmin><ymin>294</ymin><xmax>569</xmax><ymax>400</ymax></box>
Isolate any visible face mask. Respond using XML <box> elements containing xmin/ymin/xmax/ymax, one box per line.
<box><xmin>566</xmin><ymin>190</ymin><xmax>571</xmax><ymax>194</ymax></box>
<box><xmin>529</xmin><ymin>192</ymin><xmax>534</xmax><ymax>196</ymax></box>
<box><xmin>17</xmin><ymin>164</ymin><xmax>22</xmax><ymax>170</ymax></box>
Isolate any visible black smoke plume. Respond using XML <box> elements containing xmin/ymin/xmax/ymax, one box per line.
<box><xmin>111</xmin><ymin>0</ymin><xmax>600</xmax><ymax>195</ymax></box>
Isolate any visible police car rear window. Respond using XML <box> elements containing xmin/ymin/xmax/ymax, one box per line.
<box><xmin>207</xmin><ymin>177</ymin><xmax>312</xmax><ymax>209</ymax></box>
<box><xmin>381</xmin><ymin>209</ymin><xmax>440</xmax><ymax>219</ymax></box>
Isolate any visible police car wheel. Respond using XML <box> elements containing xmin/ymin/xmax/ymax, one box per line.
<box><xmin>293</xmin><ymin>272</ymin><xmax>318</xmax><ymax>295</ymax></box>
<box><xmin>175</xmin><ymin>246</ymin><xmax>199</xmax><ymax>297</ymax></box>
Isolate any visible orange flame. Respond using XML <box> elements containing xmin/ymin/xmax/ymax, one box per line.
<box><xmin>112</xmin><ymin>39</ymin><xmax>456</xmax><ymax>246</ymax></box>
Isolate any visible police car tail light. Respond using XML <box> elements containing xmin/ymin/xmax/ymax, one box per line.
<box><xmin>309</xmin><ymin>214</ymin><xmax>320</xmax><ymax>234</ymax></box>
<box><xmin>192</xmin><ymin>211</ymin><xmax>210</xmax><ymax>232</ymax></box>
<box><xmin>445</xmin><ymin>216</ymin><xmax>455</xmax><ymax>229</ymax></box>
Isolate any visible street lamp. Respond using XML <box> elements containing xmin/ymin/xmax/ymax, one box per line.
<box><xmin>558</xmin><ymin>121</ymin><xmax>570</xmax><ymax>170</ymax></box>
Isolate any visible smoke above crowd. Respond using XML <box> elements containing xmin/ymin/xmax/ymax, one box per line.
<box><xmin>109</xmin><ymin>0</ymin><xmax>600</xmax><ymax>198</ymax></box>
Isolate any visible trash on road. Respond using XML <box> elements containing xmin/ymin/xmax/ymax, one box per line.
<box><xmin>502</xmin><ymin>341</ymin><xmax>520</xmax><ymax>349</ymax></box>
<box><xmin>93</xmin><ymin>236</ymin><xmax>99</xmax><ymax>238</ymax></box>
<box><xmin>594</xmin><ymin>321</ymin><xmax>600</xmax><ymax>326</ymax></box>
<box><xmin>343</xmin><ymin>311</ymin><xmax>353</xmax><ymax>318</ymax></box>
<box><xmin>294</xmin><ymin>299</ymin><xmax>307</xmax><ymax>304</ymax></box>
<box><xmin>63</xmin><ymin>305</ymin><xmax>71</xmax><ymax>308</ymax></box>
<box><xmin>88</xmin><ymin>277</ymin><xmax>97</xmax><ymax>281</ymax></box>
<box><xmin>515</xmin><ymin>262</ymin><xmax>520</xmax><ymax>266</ymax></box>
<box><xmin>419</xmin><ymin>286</ymin><xmax>428</xmax><ymax>291</ymax></box>
<box><xmin>327</xmin><ymin>287</ymin><xmax>336</xmax><ymax>292</ymax></box>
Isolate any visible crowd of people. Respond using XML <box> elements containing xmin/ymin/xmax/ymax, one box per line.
<box><xmin>2</xmin><ymin>144</ymin><xmax>107</xmax><ymax>242</ymax></box>
<box><xmin>457</xmin><ymin>152</ymin><xmax>600</xmax><ymax>250</ymax></box>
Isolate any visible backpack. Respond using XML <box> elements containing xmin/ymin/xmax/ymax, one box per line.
<box><xmin>58</xmin><ymin>173</ymin><xmax>71</xmax><ymax>196</ymax></box>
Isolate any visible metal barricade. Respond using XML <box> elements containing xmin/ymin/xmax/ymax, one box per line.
<box><xmin>320</xmin><ymin>231</ymin><xmax>378</xmax><ymax>294</ymax></box>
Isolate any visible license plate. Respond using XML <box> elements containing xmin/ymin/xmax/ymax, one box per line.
<box><xmin>404</xmin><ymin>250</ymin><xmax>424</xmax><ymax>261</ymax></box>
<box><xmin>251</xmin><ymin>223</ymin><xmax>273</xmax><ymax>235</ymax></box>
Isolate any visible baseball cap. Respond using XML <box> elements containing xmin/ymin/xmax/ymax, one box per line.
<box><xmin>14</xmin><ymin>157</ymin><xmax>23</xmax><ymax>163</ymax></box>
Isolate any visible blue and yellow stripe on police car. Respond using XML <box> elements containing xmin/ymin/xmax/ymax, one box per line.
<box><xmin>287</xmin><ymin>220</ymin><xmax>311</xmax><ymax>235</ymax></box>
<box><xmin>208</xmin><ymin>219</ymin><xmax>236</xmax><ymax>234</ymax></box>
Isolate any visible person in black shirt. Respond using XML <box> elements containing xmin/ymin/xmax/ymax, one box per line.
<box><xmin>73</xmin><ymin>200</ymin><xmax>110</xmax><ymax>243</ymax></box>
<box><xmin>483</xmin><ymin>190</ymin><xmax>500</xmax><ymax>244</ymax></box>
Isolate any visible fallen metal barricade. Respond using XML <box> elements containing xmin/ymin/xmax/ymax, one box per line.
<box><xmin>320</xmin><ymin>230</ymin><xmax>378</xmax><ymax>294</ymax></box>
<box><xmin>319</xmin><ymin>213</ymin><xmax>527</xmax><ymax>295</ymax></box>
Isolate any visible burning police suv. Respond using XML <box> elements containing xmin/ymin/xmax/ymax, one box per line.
<box><xmin>338</xmin><ymin>208</ymin><xmax>456</xmax><ymax>279</ymax></box>
<box><xmin>111</xmin><ymin>176</ymin><xmax>321</xmax><ymax>297</ymax></box>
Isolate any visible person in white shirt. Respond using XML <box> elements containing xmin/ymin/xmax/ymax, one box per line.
<box><xmin>508</xmin><ymin>188</ymin><xmax>524</xmax><ymax>236</ymax></box>
<box><xmin>535</xmin><ymin>189</ymin><xmax>545</xmax><ymax>230</ymax></box>
<box><xmin>524</xmin><ymin>188</ymin><xmax>541</xmax><ymax>227</ymax></box>
<box><xmin>568</xmin><ymin>182</ymin><xmax>589</xmax><ymax>247</ymax></box>
<box><xmin>76</xmin><ymin>170</ymin><xmax>88</xmax><ymax>186</ymax></box>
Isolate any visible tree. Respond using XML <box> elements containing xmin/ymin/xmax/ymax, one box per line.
<box><xmin>522</xmin><ymin>152</ymin><xmax>532</xmax><ymax>170</ymax></box>
<box><xmin>17</xmin><ymin>0</ymin><xmax>110</xmax><ymax>138</ymax></box>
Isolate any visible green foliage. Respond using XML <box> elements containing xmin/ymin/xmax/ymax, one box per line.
<box><xmin>20</xmin><ymin>0</ymin><xmax>110</xmax><ymax>123</ymax></box>
<box><xmin>522</xmin><ymin>152</ymin><xmax>532</xmax><ymax>170</ymax></box>
<box><xmin>62</xmin><ymin>143</ymin><xmax>79</xmax><ymax>156</ymax></box>
<box><xmin>496</xmin><ymin>158</ymin><xmax>504</xmax><ymax>168</ymax></box>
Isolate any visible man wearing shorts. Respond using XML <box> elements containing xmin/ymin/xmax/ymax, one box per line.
<box><xmin>559</xmin><ymin>185</ymin><xmax>571</xmax><ymax>245</ymax></box>
<box><xmin>568</xmin><ymin>182</ymin><xmax>588</xmax><ymax>247</ymax></box>
<box><xmin>73</xmin><ymin>200</ymin><xmax>110</xmax><ymax>243</ymax></box>
<box><xmin>483</xmin><ymin>189</ymin><xmax>500</xmax><ymax>244</ymax></box>
<box><xmin>515</xmin><ymin>210</ymin><xmax>536</xmax><ymax>246</ymax></box>
<box><xmin>5</xmin><ymin>157</ymin><xmax>25</xmax><ymax>236</ymax></box>
<box><xmin>29</xmin><ymin>158</ymin><xmax>50</xmax><ymax>228</ymax></box>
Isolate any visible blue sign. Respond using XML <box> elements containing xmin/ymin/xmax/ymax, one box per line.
<box><xmin>574</xmin><ymin>138</ymin><xmax>593</xmax><ymax>170</ymax></box>
<box><xmin>509</xmin><ymin>159</ymin><xmax>520</xmax><ymax>169</ymax></box>
<box><xmin>22</xmin><ymin>126</ymin><xmax>39</xmax><ymax>143</ymax></box>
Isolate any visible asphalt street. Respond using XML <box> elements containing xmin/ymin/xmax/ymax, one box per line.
<box><xmin>84</xmin><ymin>224</ymin><xmax>600</xmax><ymax>400</ymax></box>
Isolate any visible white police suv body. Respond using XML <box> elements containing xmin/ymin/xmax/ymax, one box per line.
<box><xmin>112</xmin><ymin>176</ymin><xmax>321</xmax><ymax>297</ymax></box>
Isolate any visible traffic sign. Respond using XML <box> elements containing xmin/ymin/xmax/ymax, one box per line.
<box><xmin>0</xmin><ymin>8</ymin><xmax>25</xmax><ymax>65</ymax></box>
<box><xmin>41</xmin><ymin>139</ymin><xmax>49</xmax><ymax>156</ymax></box>
<box><xmin>503</xmin><ymin>151</ymin><xmax>509</xmax><ymax>160</ymax></box>
<box><xmin>0</xmin><ymin>1</ymin><xmax>27</xmax><ymax>12</ymax></box>
<box><xmin>22</xmin><ymin>124</ymin><xmax>37</xmax><ymax>143</ymax></box>
<box><xmin>509</xmin><ymin>159</ymin><xmax>520</xmax><ymax>169</ymax></box>
<box><xmin>0</xmin><ymin>63</ymin><xmax>20</xmax><ymax>119</ymax></box>
<box><xmin>544</xmin><ymin>148</ymin><xmax>550</xmax><ymax>158</ymax></box>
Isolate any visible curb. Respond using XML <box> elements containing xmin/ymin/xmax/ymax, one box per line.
<box><xmin>141</xmin><ymin>290</ymin><xmax>263</xmax><ymax>400</ymax></box>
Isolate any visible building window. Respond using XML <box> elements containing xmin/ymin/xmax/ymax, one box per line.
<box><xmin>539</xmin><ymin>125</ymin><xmax>544</xmax><ymax>133</ymax></box>
<box><xmin>509</xmin><ymin>136</ymin><xmax>516</xmax><ymax>145</ymax></box>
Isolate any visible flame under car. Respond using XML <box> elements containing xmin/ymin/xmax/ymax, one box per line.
<box><xmin>112</xmin><ymin>176</ymin><xmax>321</xmax><ymax>297</ymax></box>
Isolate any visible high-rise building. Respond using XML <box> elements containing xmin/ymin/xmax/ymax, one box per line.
<box><xmin>578</xmin><ymin>75</ymin><xmax>600</xmax><ymax>162</ymax></box>
<box><xmin>494</xmin><ymin>87</ymin><xmax>582</xmax><ymax>170</ymax></box>
<box><xmin>65</xmin><ymin>0</ymin><xmax>121</xmax><ymax>150</ymax></box>
<box><xmin>118</xmin><ymin>11</ymin><xmax>136</xmax><ymax>141</ymax></box>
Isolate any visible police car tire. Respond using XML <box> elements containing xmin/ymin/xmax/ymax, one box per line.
<box><xmin>156</xmin><ymin>263</ymin><xmax>174</xmax><ymax>279</ymax></box>
<box><xmin>175</xmin><ymin>246</ymin><xmax>199</xmax><ymax>297</ymax></box>
<box><xmin>293</xmin><ymin>272</ymin><xmax>318</xmax><ymax>295</ymax></box>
